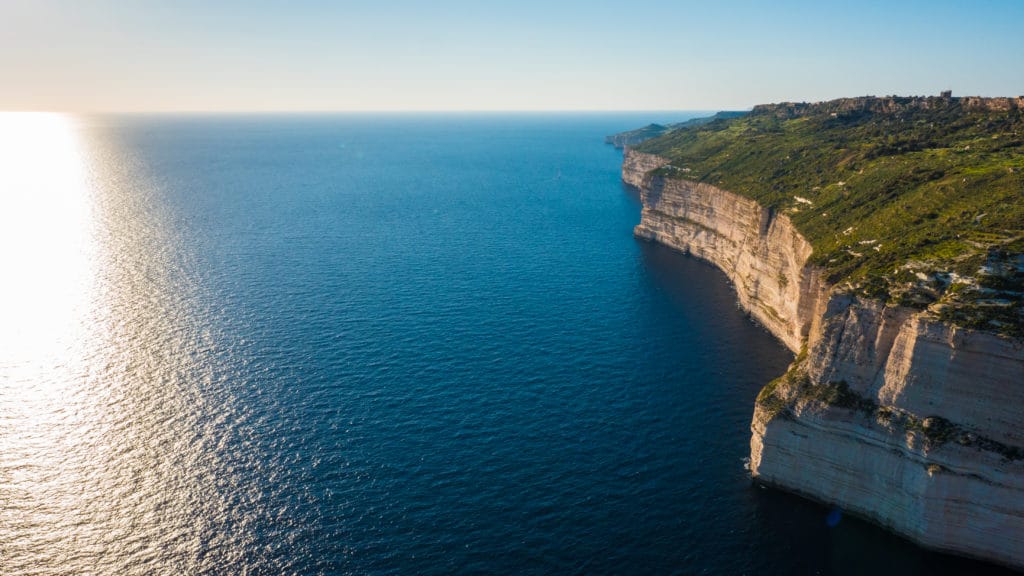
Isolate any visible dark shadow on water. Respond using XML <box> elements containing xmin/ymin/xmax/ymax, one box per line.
<box><xmin>750</xmin><ymin>484</ymin><xmax>1018</xmax><ymax>575</ymax></box>
<box><xmin>621</xmin><ymin>181</ymin><xmax>642</xmax><ymax>206</ymax></box>
<box><xmin>637</xmin><ymin>238</ymin><xmax>791</xmax><ymax>356</ymax></box>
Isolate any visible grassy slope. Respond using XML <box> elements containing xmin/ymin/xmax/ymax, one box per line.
<box><xmin>634</xmin><ymin>98</ymin><xmax>1024</xmax><ymax>336</ymax></box>
<box><xmin>606</xmin><ymin>111</ymin><xmax>748</xmax><ymax>148</ymax></box>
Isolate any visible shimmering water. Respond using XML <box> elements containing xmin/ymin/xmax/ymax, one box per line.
<box><xmin>0</xmin><ymin>113</ymin><xmax>1013</xmax><ymax>575</ymax></box>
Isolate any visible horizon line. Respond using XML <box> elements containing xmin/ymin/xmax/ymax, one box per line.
<box><xmin>1</xmin><ymin>108</ymin><xmax>738</xmax><ymax>116</ymax></box>
<box><xmin>9</xmin><ymin>91</ymin><xmax>1022</xmax><ymax>115</ymax></box>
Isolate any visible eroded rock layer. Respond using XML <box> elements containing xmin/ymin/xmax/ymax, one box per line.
<box><xmin>623</xmin><ymin>148</ymin><xmax>1024</xmax><ymax>569</ymax></box>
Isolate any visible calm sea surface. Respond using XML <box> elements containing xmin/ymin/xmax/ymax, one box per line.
<box><xmin>0</xmin><ymin>113</ymin><xmax>1012</xmax><ymax>575</ymax></box>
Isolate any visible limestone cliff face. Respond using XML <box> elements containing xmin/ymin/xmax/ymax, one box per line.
<box><xmin>627</xmin><ymin>149</ymin><xmax>827</xmax><ymax>353</ymax></box>
<box><xmin>623</xmin><ymin>148</ymin><xmax>1024</xmax><ymax>569</ymax></box>
<box><xmin>621</xmin><ymin>150</ymin><xmax>669</xmax><ymax>189</ymax></box>
<box><xmin>750</xmin><ymin>394</ymin><xmax>1024</xmax><ymax>568</ymax></box>
<box><xmin>803</xmin><ymin>295</ymin><xmax>1024</xmax><ymax>446</ymax></box>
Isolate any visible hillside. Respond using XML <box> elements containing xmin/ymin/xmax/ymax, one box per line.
<box><xmin>605</xmin><ymin>111</ymin><xmax>746</xmax><ymax>149</ymax></box>
<box><xmin>633</xmin><ymin>95</ymin><xmax>1024</xmax><ymax>336</ymax></box>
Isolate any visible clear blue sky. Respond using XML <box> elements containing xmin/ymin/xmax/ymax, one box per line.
<box><xmin>2</xmin><ymin>0</ymin><xmax>1022</xmax><ymax>112</ymax></box>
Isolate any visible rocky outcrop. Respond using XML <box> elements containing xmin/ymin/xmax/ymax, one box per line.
<box><xmin>750</xmin><ymin>389</ymin><xmax>1024</xmax><ymax>569</ymax></box>
<box><xmin>623</xmin><ymin>148</ymin><xmax>1024</xmax><ymax>569</ymax></box>
<box><xmin>804</xmin><ymin>296</ymin><xmax>1024</xmax><ymax>446</ymax></box>
<box><xmin>622</xmin><ymin>151</ymin><xmax>669</xmax><ymax>189</ymax></box>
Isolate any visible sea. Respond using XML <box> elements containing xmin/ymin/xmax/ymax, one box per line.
<box><xmin>0</xmin><ymin>112</ymin><xmax>1012</xmax><ymax>575</ymax></box>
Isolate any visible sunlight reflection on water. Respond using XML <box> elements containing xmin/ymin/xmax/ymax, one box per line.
<box><xmin>0</xmin><ymin>114</ymin><xmax>261</xmax><ymax>574</ymax></box>
<box><xmin>0</xmin><ymin>113</ymin><xmax>95</xmax><ymax>378</ymax></box>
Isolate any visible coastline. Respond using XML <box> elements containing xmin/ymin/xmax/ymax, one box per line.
<box><xmin>621</xmin><ymin>146</ymin><xmax>1024</xmax><ymax>570</ymax></box>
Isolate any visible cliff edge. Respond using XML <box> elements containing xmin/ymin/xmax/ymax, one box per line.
<box><xmin>620</xmin><ymin>95</ymin><xmax>1024</xmax><ymax>569</ymax></box>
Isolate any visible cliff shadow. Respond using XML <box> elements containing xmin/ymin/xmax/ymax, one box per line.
<box><xmin>745</xmin><ymin>485</ymin><xmax>1019</xmax><ymax>575</ymax></box>
<box><xmin>637</xmin><ymin>240</ymin><xmax>793</xmax><ymax>374</ymax></box>
<box><xmin>621</xmin><ymin>181</ymin><xmax>642</xmax><ymax>206</ymax></box>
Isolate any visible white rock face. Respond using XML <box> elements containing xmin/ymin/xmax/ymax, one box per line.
<box><xmin>628</xmin><ymin>151</ymin><xmax>827</xmax><ymax>353</ymax></box>
<box><xmin>806</xmin><ymin>296</ymin><xmax>1024</xmax><ymax>446</ymax></box>
<box><xmin>621</xmin><ymin>150</ymin><xmax>669</xmax><ymax>189</ymax></box>
<box><xmin>750</xmin><ymin>400</ymin><xmax>1024</xmax><ymax>569</ymax></box>
<box><xmin>623</xmin><ymin>148</ymin><xmax>1024</xmax><ymax>569</ymax></box>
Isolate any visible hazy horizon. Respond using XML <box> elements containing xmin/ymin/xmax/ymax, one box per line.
<box><xmin>3</xmin><ymin>0</ymin><xmax>1022</xmax><ymax>113</ymax></box>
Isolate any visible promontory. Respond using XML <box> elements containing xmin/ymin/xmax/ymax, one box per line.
<box><xmin>615</xmin><ymin>94</ymin><xmax>1024</xmax><ymax>569</ymax></box>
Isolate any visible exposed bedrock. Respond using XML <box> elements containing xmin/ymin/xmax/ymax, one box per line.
<box><xmin>623</xmin><ymin>148</ymin><xmax>1024</xmax><ymax>569</ymax></box>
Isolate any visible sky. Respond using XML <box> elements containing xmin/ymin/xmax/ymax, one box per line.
<box><xmin>1</xmin><ymin>0</ymin><xmax>1023</xmax><ymax>112</ymax></box>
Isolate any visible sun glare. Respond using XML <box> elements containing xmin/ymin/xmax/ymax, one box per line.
<box><xmin>0</xmin><ymin>112</ymin><xmax>97</xmax><ymax>388</ymax></box>
<box><xmin>0</xmin><ymin>108</ymin><xmax>101</xmax><ymax>438</ymax></box>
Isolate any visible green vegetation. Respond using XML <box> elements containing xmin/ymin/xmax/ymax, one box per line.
<box><xmin>755</xmin><ymin>370</ymin><xmax>797</xmax><ymax>420</ymax></box>
<box><xmin>634</xmin><ymin>96</ymin><xmax>1024</xmax><ymax>337</ymax></box>
<box><xmin>605</xmin><ymin>111</ymin><xmax>747</xmax><ymax>149</ymax></box>
<box><xmin>605</xmin><ymin>123</ymin><xmax>672</xmax><ymax>149</ymax></box>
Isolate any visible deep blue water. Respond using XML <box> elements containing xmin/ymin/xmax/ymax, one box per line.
<box><xmin>0</xmin><ymin>113</ymin><xmax>1013</xmax><ymax>575</ymax></box>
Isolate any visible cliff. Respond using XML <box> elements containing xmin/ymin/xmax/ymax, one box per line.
<box><xmin>623</xmin><ymin>143</ymin><xmax>1024</xmax><ymax>568</ymax></box>
<box><xmin>630</xmin><ymin>151</ymin><xmax>827</xmax><ymax>352</ymax></box>
<box><xmin>629</xmin><ymin>94</ymin><xmax>1024</xmax><ymax>339</ymax></box>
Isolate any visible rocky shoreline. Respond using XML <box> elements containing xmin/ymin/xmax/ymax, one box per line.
<box><xmin>623</xmin><ymin>147</ymin><xmax>1024</xmax><ymax>569</ymax></box>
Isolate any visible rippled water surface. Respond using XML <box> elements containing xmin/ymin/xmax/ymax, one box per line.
<box><xmin>0</xmin><ymin>113</ymin><xmax>1013</xmax><ymax>574</ymax></box>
